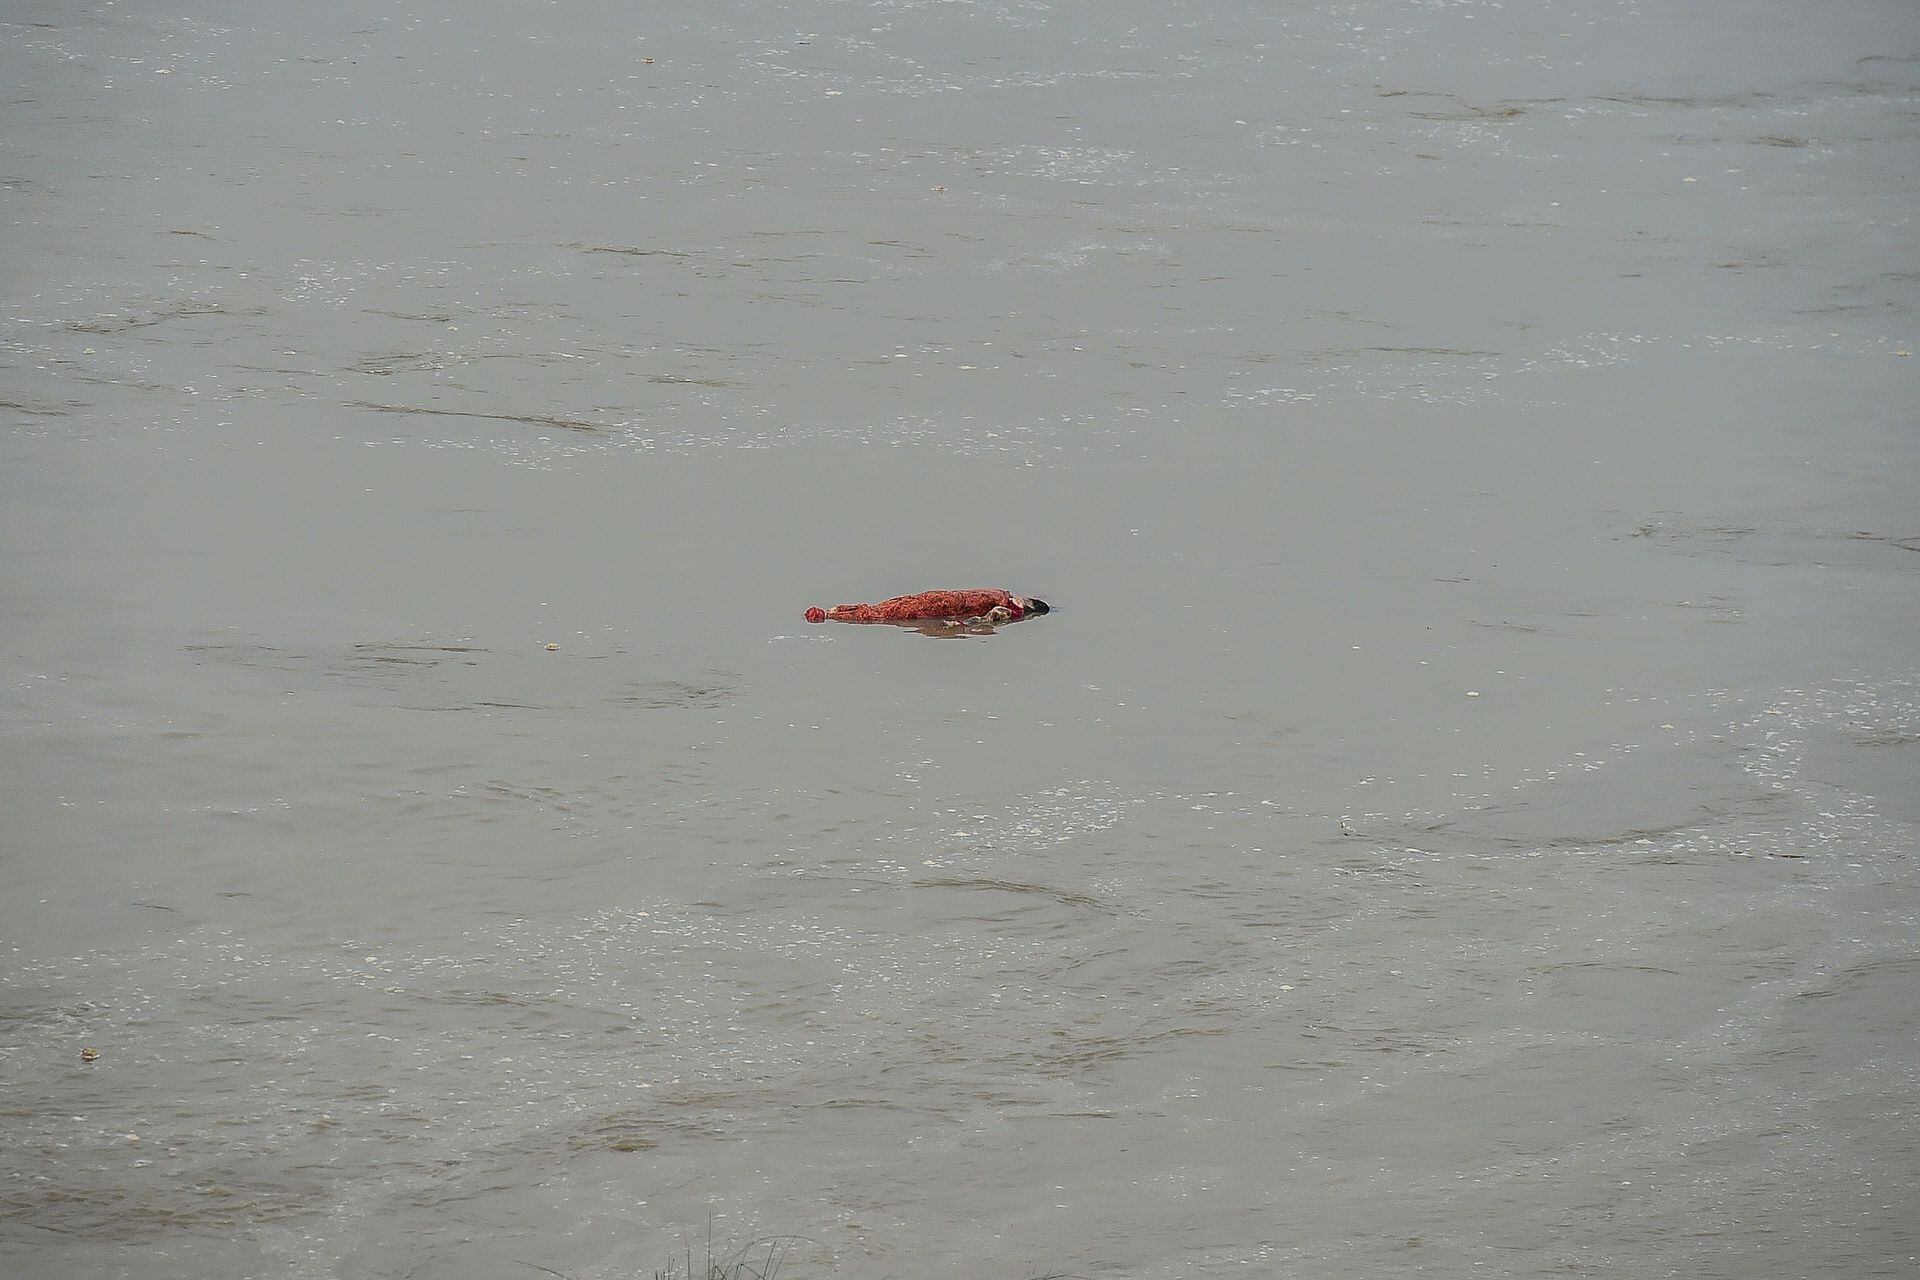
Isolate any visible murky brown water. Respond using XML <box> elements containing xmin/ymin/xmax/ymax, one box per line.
<box><xmin>4</xmin><ymin>1</ymin><xmax>1917</xmax><ymax>1277</ymax></box>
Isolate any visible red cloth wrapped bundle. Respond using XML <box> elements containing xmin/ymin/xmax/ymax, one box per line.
<box><xmin>805</xmin><ymin>589</ymin><xmax>1027</xmax><ymax>624</ymax></box>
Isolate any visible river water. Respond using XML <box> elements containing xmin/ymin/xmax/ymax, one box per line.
<box><xmin>4</xmin><ymin>1</ymin><xmax>1917</xmax><ymax>1277</ymax></box>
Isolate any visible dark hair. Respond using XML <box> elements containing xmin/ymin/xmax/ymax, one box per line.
<box><xmin>1027</xmin><ymin>597</ymin><xmax>1051</xmax><ymax>614</ymax></box>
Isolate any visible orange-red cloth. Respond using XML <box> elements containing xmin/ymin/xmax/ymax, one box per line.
<box><xmin>806</xmin><ymin>589</ymin><xmax>1018</xmax><ymax>624</ymax></box>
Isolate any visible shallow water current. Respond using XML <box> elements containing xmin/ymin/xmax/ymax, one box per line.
<box><xmin>3</xmin><ymin>2</ymin><xmax>1917</xmax><ymax>1277</ymax></box>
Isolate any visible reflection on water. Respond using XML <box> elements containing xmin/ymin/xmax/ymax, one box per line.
<box><xmin>816</xmin><ymin>615</ymin><xmax>1036</xmax><ymax>640</ymax></box>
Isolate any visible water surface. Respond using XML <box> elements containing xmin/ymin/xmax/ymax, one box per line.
<box><xmin>4</xmin><ymin>1</ymin><xmax>1917</xmax><ymax>1277</ymax></box>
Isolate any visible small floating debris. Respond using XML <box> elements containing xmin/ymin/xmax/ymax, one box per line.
<box><xmin>804</xmin><ymin>588</ymin><xmax>1051</xmax><ymax>628</ymax></box>
<box><xmin>544</xmin><ymin>643</ymin><xmax>560</xmax><ymax>651</ymax></box>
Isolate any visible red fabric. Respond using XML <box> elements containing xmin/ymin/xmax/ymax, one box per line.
<box><xmin>806</xmin><ymin>589</ymin><xmax>1018</xmax><ymax>623</ymax></box>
